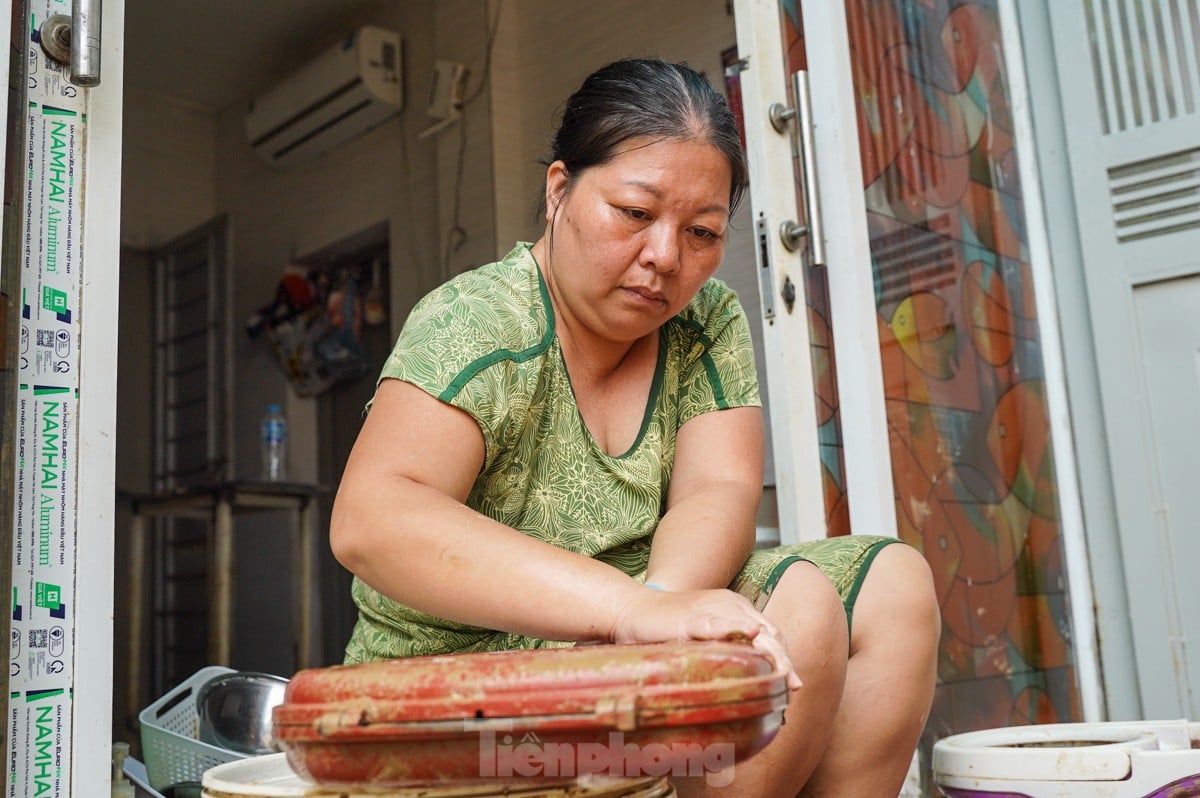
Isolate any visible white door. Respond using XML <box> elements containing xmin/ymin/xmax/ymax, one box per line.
<box><xmin>2</xmin><ymin>0</ymin><xmax>125</xmax><ymax>793</ymax></box>
<box><xmin>1047</xmin><ymin>0</ymin><xmax>1200</xmax><ymax>719</ymax></box>
<box><xmin>1134</xmin><ymin>273</ymin><xmax>1200</xmax><ymax>707</ymax></box>
<box><xmin>733</xmin><ymin>0</ymin><xmax>896</xmax><ymax>543</ymax></box>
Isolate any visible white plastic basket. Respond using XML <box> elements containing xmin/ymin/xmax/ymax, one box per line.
<box><xmin>139</xmin><ymin>665</ymin><xmax>251</xmax><ymax>789</ymax></box>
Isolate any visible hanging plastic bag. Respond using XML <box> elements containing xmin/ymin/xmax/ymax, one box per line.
<box><xmin>246</xmin><ymin>267</ymin><xmax>370</xmax><ymax>397</ymax></box>
<box><xmin>314</xmin><ymin>277</ymin><xmax>371</xmax><ymax>382</ymax></box>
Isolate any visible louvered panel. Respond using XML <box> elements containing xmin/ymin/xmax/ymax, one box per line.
<box><xmin>1086</xmin><ymin>0</ymin><xmax>1121</xmax><ymax>132</ymax></box>
<box><xmin>1113</xmin><ymin>205</ymin><xmax>1200</xmax><ymax>240</ymax></box>
<box><xmin>1170</xmin><ymin>0</ymin><xmax>1200</xmax><ymax>110</ymax></box>
<box><xmin>1114</xmin><ymin>191</ymin><xmax>1200</xmax><ymax>220</ymax></box>
<box><xmin>1110</xmin><ymin>161</ymin><xmax>1200</xmax><ymax>195</ymax></box>
<box><xmin>1086</xmin><ymin>0</ymin><xmax>1200</xmax><ymax>134</ymax></box>
<box><xmin>1113</xmin><ymin>174</ymin><xmax>1200</xmax><ymax>205</ymax></box>
<box><xmin>1110</xmin><ymin>145</ymin><xmax>1200</xmax><ymax>241</ymax></box>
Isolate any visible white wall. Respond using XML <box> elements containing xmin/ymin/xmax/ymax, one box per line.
<box><xmin>434</xmin><ymin>0</ymin><xmax>500</xmax><ymax>276</ymax></box>
<box><xmin>120</xmin><ymin>87</ymin><xmax>217</xmax><ymax>249</ymax></box>
<box><xmin>490</xmin><ymin>0</ymin><xmax>741</xmax><ymax>247</ymax></box>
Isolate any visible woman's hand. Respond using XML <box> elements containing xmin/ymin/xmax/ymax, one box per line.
<box><xmin>611</xmin><ymin>587</ymin><xmax>803</xmax><ymax>689</ymax></box>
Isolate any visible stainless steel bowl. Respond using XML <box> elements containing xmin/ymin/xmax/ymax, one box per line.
<box><xmin>195</xmin><ymin>671</ymin><xmax>289</xmax><ymax>755</ymax></box>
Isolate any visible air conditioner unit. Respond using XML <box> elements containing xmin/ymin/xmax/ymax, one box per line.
<box><xmin>245</xmin><ymin>25</ymin><xmax>403</xmax><ymax>167</ymax></box>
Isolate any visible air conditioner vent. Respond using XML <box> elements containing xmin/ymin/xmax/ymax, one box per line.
<box><xmin>245</xmin><ymin>26</ymin><xmax>403</xmax><ymax>167</ymax></box>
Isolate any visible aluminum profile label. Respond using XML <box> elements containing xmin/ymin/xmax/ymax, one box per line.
<box><xmin>8</xmin><ymin>2</ymin><xmax>86</xmax><ymax>795</ymax></box>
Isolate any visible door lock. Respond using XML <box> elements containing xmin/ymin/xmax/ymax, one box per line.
<box><xmin>782</xmin><ymin>276</ymin><xmax>797</xmax><ymax>314</ymax></box>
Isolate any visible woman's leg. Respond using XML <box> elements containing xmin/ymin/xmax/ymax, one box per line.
<box><xmin>799</xmin><ymin>542</ymin><xmax>941</xmax><ymax>797</ymax></box>
<box><xmin>674</xmin><ymin>561</ymin><xmax>850</xmax><ymax>797</ymax></box>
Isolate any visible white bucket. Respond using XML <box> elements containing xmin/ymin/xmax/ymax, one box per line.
<box><xmin>201</xmin><ymin>753</ymin><xmax>676</xmax><ymax>797</ymax></box>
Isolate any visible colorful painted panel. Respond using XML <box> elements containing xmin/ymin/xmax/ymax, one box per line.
<box><xmin>847</xmin><ymin>0</ymin><xmax>1082</xmax><ymax>739</ymax></box>
<box><xmin>778</xmin><ymin>0</ymin><xmax>1083</xmax><ymax>743</ymax></box>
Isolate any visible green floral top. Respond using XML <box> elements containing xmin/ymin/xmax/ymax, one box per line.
<box><xmin>344</xmin><ymin>242</ymin><xmax>761</xmax><ymax>662</ymax></box>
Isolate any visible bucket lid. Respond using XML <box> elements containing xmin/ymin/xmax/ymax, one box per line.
<box><xmin>273</xmin><ymin>641</ymin><xmax>787</xmax><ymax>742</ymax></box>
<box><xmin>933</xmin><ymin>722</ymin><xmax>1163</xmax><ymax>782</ymax></box>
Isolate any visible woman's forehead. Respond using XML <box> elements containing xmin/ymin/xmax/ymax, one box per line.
<box><xmin>587</xmin><ymin>138</ymin><xmax>731</xmax><ymax>204</ymax></box>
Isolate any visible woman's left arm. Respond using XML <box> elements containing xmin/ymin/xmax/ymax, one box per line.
<box><xmin>643</xmin><ymin>405</ymin><xmax>765</xmax><ymax>590</ymax></box>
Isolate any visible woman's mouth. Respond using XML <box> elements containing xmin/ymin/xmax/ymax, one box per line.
<box><xmin>623</xmin><ymin>285</ymin><xmax>667</xmax><ymax>305</ymax></box>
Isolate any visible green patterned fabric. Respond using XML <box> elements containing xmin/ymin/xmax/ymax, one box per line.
<box><xmin>343</xmin><ymin>243</ymin><xmax>901</xmax><ymax>663</ymax></box>
<box><xmin>732</xmin><ymin>536</ymin><xmax>901</xmax><ymax>635</ymax></box>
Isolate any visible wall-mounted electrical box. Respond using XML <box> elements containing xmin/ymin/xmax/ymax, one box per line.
<box><xmin>427</xmin><ymin>60</ymin><xmax>467</xmax><ymax>120</ymax></box>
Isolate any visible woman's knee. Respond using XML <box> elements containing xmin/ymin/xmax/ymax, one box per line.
<box><xmin>855</xmin><ymin>542</ymin><xmax>941</xmax><ymax>652</ymax></box>
<box><xmin>763</xmin><ymin>561</ymin><xmax>850</xmax><ymax>668</ymax></box>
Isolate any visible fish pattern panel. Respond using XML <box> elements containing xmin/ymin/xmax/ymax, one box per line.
<box><xmin>778</xmin><ymin>0</ymin><xmax>1082</xmax><ymax>745</ymax></box>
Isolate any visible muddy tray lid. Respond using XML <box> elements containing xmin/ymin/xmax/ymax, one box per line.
<box><xmin>273</xmin><ymin>641</ymin><xmax>786</xmax><ymax>739</ymax></box>
<box><xmin>271</xmin><ymin>641</ymin><xmax>787</xmax><ymax>788</ymax></box>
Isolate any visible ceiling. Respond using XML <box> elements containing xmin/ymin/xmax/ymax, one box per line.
<box><xmin>123</xmin><ymin>0</ymin><xmax>382</xmax><ymax>110</ymax></box>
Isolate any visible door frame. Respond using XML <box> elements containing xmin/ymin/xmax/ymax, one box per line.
<box><xmin>3</xmin><ymin>0</ymin><xmax>126</xmax><ymax>791</ymax></box>
<box><xmin>734</xmin><ymin>0</ymin><xmax>899</xmax><ymax>542</ymax></box>
<box><xmin>733</xmin><ymin>0</ymin><xmax>828</xmax><ymax>543</ymax></box>
<box><xmin>995</xmin><ymin>0</ymin><xmax>1104</xmax><ymax>722</ymax></box>
<box><xmin>75</xmin><ymin>0</ymin><xmax>125</xmax><ymax>788</ymax></box>
<box><xmin>0</xmin><ymin>4</ymin><xmax>10</xmax><ymax>250</ymax></box>
<box><xmin>782</xmin><ymin>1</ymin><xmax>899</xmax><ymax>538</ymax></box>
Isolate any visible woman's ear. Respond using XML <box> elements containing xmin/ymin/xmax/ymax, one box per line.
<box><xmin>544</xmin><ymin>161</ymin><xmax>570</xmax><ymax>223</ymax></box>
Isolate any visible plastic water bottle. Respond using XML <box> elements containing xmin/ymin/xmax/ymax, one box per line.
<box><xmin>260</xmin><ymin>402</ymin><xmax>288</xmax><ymax>482</ymax></box>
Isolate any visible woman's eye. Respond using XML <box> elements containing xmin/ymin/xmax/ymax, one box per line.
<box><xmin>624</xmin><ymin>208</ymin><xmax>650</xmax><ymax>221</ymax></box>
<box><xmin>692</xmin><ymin>227</ymin><xmax>719</xmax><ymax>240</ymax></box>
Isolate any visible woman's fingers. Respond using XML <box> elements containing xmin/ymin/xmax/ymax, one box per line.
<box><xmin>710</xmin><ymin>608</ymin><xmax>802</xmax><ymax>690</ymax></box>
<box><xmin>749</xmin><ymin>626</ymin><xmax>803</xmax><ymax>689</ymax></box>
<box><xmin>612</xmin><ymin>588</ymin><xmax>803</xmax><ymax>689</ymax></box>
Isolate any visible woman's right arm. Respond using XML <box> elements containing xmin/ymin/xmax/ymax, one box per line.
<box><xmin>331</xmin><ymin>378</ymin><xmax>634</xmax><ymax>642</ymax></box>
<box><xmin>331</xmin><ymin>378</ymin><xmax>797</xmax><ymax>682</ymax></box>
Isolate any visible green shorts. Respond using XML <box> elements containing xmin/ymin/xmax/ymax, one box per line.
<box><xmin>730</xmin><ymin>535</ymin><xmax>901</xmax><ymax>634</ymax></box>
<box><xmin>344</xmin><ymin>535</ymin><xmax>901</xmax><ymax>664</ymax></box>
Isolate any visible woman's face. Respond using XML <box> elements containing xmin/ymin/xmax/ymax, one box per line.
<box><xmin>541</xmin><ymin>136</ymin><xmax>733</xmax><ymax>346</ymax></box>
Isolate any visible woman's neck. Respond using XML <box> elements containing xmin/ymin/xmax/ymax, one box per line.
<box><xmin>557</xmin><ymin>318</ymin><xmax>651</xmax><ymax>386</ymax></box>
<box><xmin>533</xmin><ymin>238</ymin><xmax>649</xmax><ymax>381</ymax></box>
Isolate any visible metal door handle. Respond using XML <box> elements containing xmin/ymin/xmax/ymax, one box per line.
<box><xmin>72</xmin><ymin>0</ymin><xmax>102</xmax><ymax>86</ymax></box>
<box><xmin>36</xmin><ymin>0</ymin><xmax>101</xmax><ymax>86</ymax></box>
<box><xmin>791</xmin><ymin>71</ymin><xmax>824</xmax><ymax>267</ymax></box>
<box><xmin>766</xmin><ymin>71</ymin><xmax>825</xmax><ymax>267</ymax></box>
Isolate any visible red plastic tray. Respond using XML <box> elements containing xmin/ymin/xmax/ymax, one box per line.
<box><xmin>273</xmin><ymin>640</ymin><xmax>788</xmax><ymax>788</ymax></box>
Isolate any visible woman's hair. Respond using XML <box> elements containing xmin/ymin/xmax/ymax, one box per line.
<box><xmin>545</xmin><ymin>58</ymin><xmax>748</xmax><ymax>216</ymax></box>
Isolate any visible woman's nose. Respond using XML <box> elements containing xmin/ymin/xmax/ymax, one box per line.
<box><xmin>640</xmin><ymin>225</ymin><xmax>681</xmax><ymax>274</ymax></box>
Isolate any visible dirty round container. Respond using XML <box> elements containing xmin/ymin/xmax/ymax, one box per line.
<box><xmin>201</xmin><ymin>753</ymin><xmax>675</xmax><ymax>797</ymax></box>
<box><xmin>271</xmin><ymin>640</ymin><xmax>787</xmax><ymax>790</ymax></box>
<box><xmin>933</xmin><ymin>719</ymin><xmax>1200</xmax><ymax>797</ymax></box>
